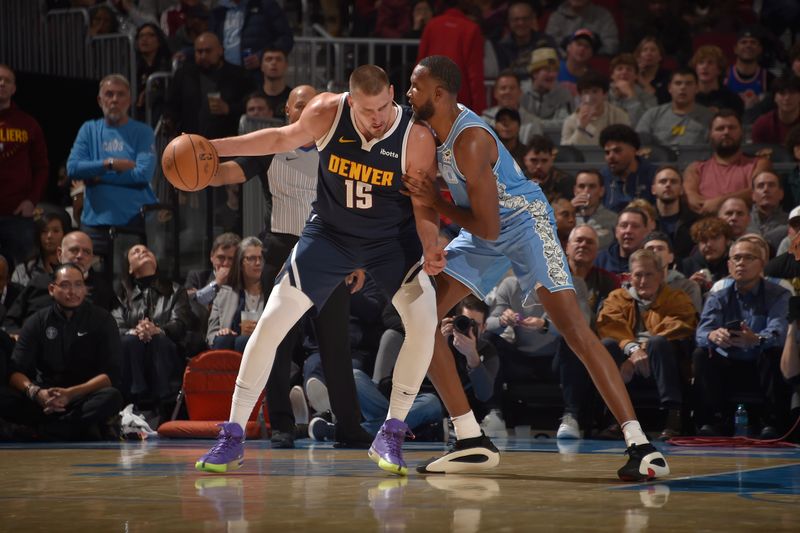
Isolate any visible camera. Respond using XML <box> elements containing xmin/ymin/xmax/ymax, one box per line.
<box><xmin>453</xmin><ymin>315</ymin><xmax>478</xmax><ymax>337</ymax></box>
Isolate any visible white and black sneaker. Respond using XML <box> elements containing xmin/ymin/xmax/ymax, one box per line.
<box><xmin>416</xmin><ymin>432</ymin><xmax>500</xmax><ymax>474</ymax></box>
<box><xmin>617</xmin><ymin>442</ymin><xmax>670</xmax><ymax>481</ymax></box>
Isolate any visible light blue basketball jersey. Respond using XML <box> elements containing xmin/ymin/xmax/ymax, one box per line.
<box><xmin>437</xmin><ymin>105</ymin><xmax>544</xmax><ymax>223</ymax></box>
<box><xmin>437</xmin><ymin>105</ymin><xmax>573</xmax><ymax>301</ymax></box>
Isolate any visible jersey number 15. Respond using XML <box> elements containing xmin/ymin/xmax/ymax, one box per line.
<box><xmin>345</xmin><ymin>180</ymin><xmax>373</xmax><ymax>209</ymax></box>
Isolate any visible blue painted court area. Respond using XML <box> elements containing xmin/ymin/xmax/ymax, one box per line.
<box><xmin>614</xmin><ymin>464</ymin><xmax>800</xmax><ymax>500</ymax></box>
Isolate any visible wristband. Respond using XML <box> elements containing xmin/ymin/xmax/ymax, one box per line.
<box><xmin>541</xmin><ymin>318</ymin><xmax>550</xmax><ymax>334</ymax></box>
<box><xmin>106</xmin><ymin>158</ymin><xmax>114</xmax><ymax>171</ymax></box>
<box><xmin>624</xmin><ymin>343</ymin><xmax>641</xmax><ymax>357</ymax></box>
<box><xmin>26</xmin><ymin>383</ymin><xmax>41</xmax><ymax>402</ymax></box>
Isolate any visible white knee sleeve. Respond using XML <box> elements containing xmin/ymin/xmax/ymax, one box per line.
<box><xmin>387</xmin><ymin>268</ymin><xmax>438</xmax><ymax>421</ymax></box>
<box><xmin>229</xmin><ymin>274</ymin><xmax>312</xmax><ymax>428</ymax></box>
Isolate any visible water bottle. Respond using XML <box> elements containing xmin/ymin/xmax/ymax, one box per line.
<box><xmin>734</xmin><ymin>403</ymin><xmax>749</xmax><ymax>437</ymax></box>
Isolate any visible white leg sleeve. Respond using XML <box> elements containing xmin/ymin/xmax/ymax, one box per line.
<box><xmin>386</xmin><ymin>268</ymin><xmax>438</xmax><ymax>422</ymax></box>
<box><xmin>229</xmin><ymin>275</ymin><xmax>313</xmax><ymax>429</ymax></box>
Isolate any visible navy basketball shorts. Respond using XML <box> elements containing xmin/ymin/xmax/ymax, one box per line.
<box><xmin>278</xmin><ymin>216</ymin><xmax>423</xmax><ymax>313</ymax></box>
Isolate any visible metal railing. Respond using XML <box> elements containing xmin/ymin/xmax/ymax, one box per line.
<box><xmin>1</xmin><ymin>0</ymin><xmax>47</xmax><ymax>73</ymax></box>
<box><xmin>289</xmin><ymin>34</ymin><xmax>421</xmax><ymax>98</ymax></box>
<box><xmin>90</xmin><ymin>32</ymin><xmax>137</xmax><ymax>103</ymax></box>
<box><xmin>43</xmin><ymin>9</ymin><xmax>137</xmax><ymax>104</ymax></box>
<box><xmin>44</xmin><ymin>8</ymin><xmax>90</xmax><ymax>78</ymax></box>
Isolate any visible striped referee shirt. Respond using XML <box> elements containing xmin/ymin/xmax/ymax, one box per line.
<box><xmin>267</xmin><ymin>146</ymin><xmax>318</xmax><ymax>237</ymax></box>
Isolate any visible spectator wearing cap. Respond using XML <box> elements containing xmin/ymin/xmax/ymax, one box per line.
<box><xmin>747</xmin><ymin>171</ymin><xmax>788</xmax><ymax>253</ymax></box>
<box><xmin>766</xmin><ymin>206</ymin><xmax>800</xmax><ymax>273</ymax></box>
<box><xmin>494</xmin><ymin>1</ymin><xmax>558</xmax><ymax>78</ymax></box>
<box><xmin>557</xmin><ymin>29</ymin><xmax>597</xmax><ymax>96</ymax></box>
<box><xmin>561</xmin><ymin>72</ymin><xmax>629</xmax><ymax>146</ymax></box>
<box><xmin>634</xmin><ymin>36</ymin><xmax>672</xmax><ymax>105</ymax></box>
<box><xmin>523</xmin><ymin>135</ymin><xmax>575</xmax><ymax>203</ymax></box>
<box><xmin>751</xmin><ymin>76</ymin><xmax>800</xmax><ymax>145</ymax></box>
<box><xmin>643</xmin><ymin>231</ymin><xmax>703</xmax><ymax>313</ymax></box>
<box><xmin>724</xmin><ymin>27</ymin><xmax>772</xmax><ymax>111</ymax></box>
<box><xmin>520</xmin><ymin>48</ymin><xmax>574</xmax><ymax>130</ymax></box>
<box><xmin>635</xmin><ymin>68</ymin><xmax>714</xmax><ymax>147</ymax></box>
<box><xmin>767</xmin><ymin>205</ymin><xmax>800</xmax><ymax>256</ymax></box>
<box><xmin>680</xmin><ymin>217</ymin><xmax>733</xmax><ymax>294</ymax></box>
<box><xmin>492</xmin><ymin>108</ymin><xmax>527</xmax><ymax>169</ymax></box>
<box><xmin>683</xmin><ymin>110</ymin><xmax>770</xmax><ymax>215</ymax></box>
<box><xmin>545</xmin><ymin>0</ymin><xmax>619</xmax><ymax>56</ymax></box>
<box><xmin>598</xmin><ymin>124</ymin><xmax>657</xmax><ymax>211</ymax></box>
<box><xmin>651</xmin><ymin>166</ymin><xmax>698</xmax><ymax>261</ymax></box>
<box><xmin>608</xmin><ymin>54</ymin><xmax>657</xmax><ymax>126</ymax></box>
<box><xmin>482</xmin><ymin>70</ymin><xmax>542</xmax><ymax>145</ymax></box>
<box><xmin>691</xmin><ymin>45</ymin><xmax>744</xmax><ymax>116</ymax></box>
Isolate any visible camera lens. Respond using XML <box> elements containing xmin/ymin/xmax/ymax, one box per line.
<box><xmin>453</xmin><ymin>315</ymin><xmax>473</xmax><ymax>335</ymax></box>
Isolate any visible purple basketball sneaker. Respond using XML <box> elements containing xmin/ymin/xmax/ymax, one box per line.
<box><xmin>195</xmin><ymin>422</ymin><xmax>245</xmax><ymax>473</ymax></box>
<box><xmin>368</xmin><ymin>418</ymin><xmax>413</xmax><ymax>476</ymax></box>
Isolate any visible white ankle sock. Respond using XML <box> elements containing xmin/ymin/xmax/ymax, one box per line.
<box><xmin>622</xmin><ymin>420</ymin><xmax>648</xmax><ymax>447</ymax></box>
<box><xmin>451</xmin><ymin>411</ymin><xmax>481</xmax><ymax>440</ymax></box>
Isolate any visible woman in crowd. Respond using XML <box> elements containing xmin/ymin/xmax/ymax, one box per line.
<box><xmin>11</xmin><ymin>211</ymin><xmax>71</xmax><ymax>287</ymax></box>
<box><xmin>133</xmin><ymin>22</ymin><xmax>172</xmax><ymax>123</ymax></box>
<box><xmin>113</xmin><ymin>244</ymin><xmax>191</xmax><ymax>421</ymax></box>
<box><xmin>206</xmin><ymin>236</ymin><xmax>267</xmax><ymax>353</ymax></box>
<box><xmin>635</xmin><ymin>36</ymin><xmax>671</xmax><ymax>105</ymax></box>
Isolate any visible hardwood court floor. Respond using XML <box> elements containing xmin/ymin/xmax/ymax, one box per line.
<box><xmin>1</xmin><ymin>437</ymin><xmax>799</xmax><ymax>532</ymax></box>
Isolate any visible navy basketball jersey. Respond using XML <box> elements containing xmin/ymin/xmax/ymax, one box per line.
<box><xmin>314</xmin><ymin>94</ymin><xmax>416</xmax><ymax>239</ymax></box>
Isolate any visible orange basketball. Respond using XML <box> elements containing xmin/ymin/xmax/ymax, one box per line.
<box><xmin>161</xmin><ymin>133</ymin><xmax>219</xmax><ymax>192</ymax></box>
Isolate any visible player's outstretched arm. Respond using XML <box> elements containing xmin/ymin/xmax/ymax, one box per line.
<box><xmin>406</xmin><ymin>123</ymin><xmax>445</xmax><ymax>275</ymax></box>
<box><xmin>210</xmin><ymin>93</ymin><xmax>339</xmax><ymax>157</ymax></box>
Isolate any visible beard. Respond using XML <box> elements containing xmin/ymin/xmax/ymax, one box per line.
<box><xmin>413</xmin><ymin>98</ymin><xmax>435</xmax><ymax>121</ymax></box>
<box><xmin>713</xmin><ymin>138</ymin><xmax>741</xmax><ymax>158</ymax></box>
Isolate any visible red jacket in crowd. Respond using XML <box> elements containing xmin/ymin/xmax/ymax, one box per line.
<box><xmin>0</xmin><ymin>102</ymin><xmax>49</xmax><ymax>215</ymax></box>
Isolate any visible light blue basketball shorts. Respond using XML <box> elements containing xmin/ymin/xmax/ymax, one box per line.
<box><xmin>443</xmin><ymin>205</ymin><xmax>574</xmax><ymax>302</ymax></box>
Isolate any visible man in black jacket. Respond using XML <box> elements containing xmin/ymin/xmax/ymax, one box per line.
<box><xmin>163</xmin><ymin>32</ymin><xmax>255</xmax><ymax>139</ymax></box>
<box><xmin>0</xmin><ymin>263</ymin><xmax>123</xmax><ymax>440</ymax></box>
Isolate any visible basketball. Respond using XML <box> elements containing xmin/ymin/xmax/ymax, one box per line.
<box><xmin>161</xmin><ymin>133</ymin><xmax>219</xmax><ymax>192</ymax></box>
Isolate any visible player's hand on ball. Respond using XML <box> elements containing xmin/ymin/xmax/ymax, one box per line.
<box><xmin>161</xmin><ymin>134</ymin><xmax>219</xmax><ymax>191</ymax></box>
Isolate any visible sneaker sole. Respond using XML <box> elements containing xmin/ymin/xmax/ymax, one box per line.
<box><xmin>416</xmin><ymin>446</ymin><xmax>500</xmax><ymax>474</ymax></box>
<box><xmin>195</xmin><ymin>458</ymin><xmax>243</xmax><ymax>473</ymax></box>
<box><xmin>368</xmin><ymin>447</ymin><xmax>408</xmax><ymax>476</ymax></box>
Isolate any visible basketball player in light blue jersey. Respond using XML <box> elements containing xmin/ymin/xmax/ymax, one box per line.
<box><xmin>403</xmin><ymin>56</ymin><xmax>670</xmax><ymax>482</ymax></box>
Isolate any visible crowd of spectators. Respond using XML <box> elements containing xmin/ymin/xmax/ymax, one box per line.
<box><xmin>2</xmin><ymin>0</ymin><xmax>800</xmax><ymax>443</ymax></box>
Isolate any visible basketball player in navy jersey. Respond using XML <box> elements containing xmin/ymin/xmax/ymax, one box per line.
<box><xmin>195</xmin><ymin>65</ymin><xmax>445</xmax><ymax>476</ymax></box>
<box><xmin>402</xmin><ymin>56</ymin><xmax>670</xmax><ymax>481</ymax></box>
